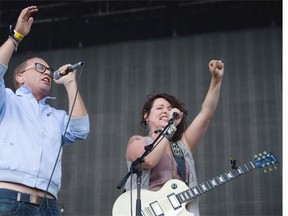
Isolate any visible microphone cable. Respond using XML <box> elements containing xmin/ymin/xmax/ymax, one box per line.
<box><xmin>37</xmin><ymin>63</ymin><xmax>85</xmax><ymax>213</ymax></box>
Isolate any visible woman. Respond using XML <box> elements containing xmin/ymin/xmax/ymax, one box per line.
<box><xmin>125</xmin><ymin>60</ymin><xmax>224</xmax><ymax>215</ymax></box>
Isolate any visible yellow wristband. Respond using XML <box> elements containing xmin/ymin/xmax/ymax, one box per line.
<box><xmin>13</xmin><ymin>30</ymin><xmax>24</xmax><ymax>42</ymax></box>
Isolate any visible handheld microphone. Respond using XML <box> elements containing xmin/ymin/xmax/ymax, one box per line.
<box><xmin>53</xmin><ymin>62</ymin><xmax>83</xmax><ymax>80</ymax></box>
<box><xmin>172</xmin><ymin>112</ymin><xmax>179</xmax><ymax>119</ymax></box>
<box><xmin>168</xmin><ymin>112</ymin><xmax>180</xmax><ymax>124</ymax></box>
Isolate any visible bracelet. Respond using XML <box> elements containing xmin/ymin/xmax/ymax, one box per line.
<box><xmin>9</xmin><ymin>25</ymin><xmax>24</xmax><ymax>52</ymax></box>
<box><xmin>163</xmin><ymin>124</ymin><xmax>177</xmax><ymax>141</ymax></box>
<box><xmin>8</xmin><ymin>36</ymin><xmax>19</xmax><ymax>52</ymax></box>
<box><xmin>64</xmin><ymin>80</ymin><xmax>76</xmax><ymax>86</ymax></box>
<box><xmin>14</xmin><ymin>30</ymin><xmax>24</xmax><ymax>42</ymax></box>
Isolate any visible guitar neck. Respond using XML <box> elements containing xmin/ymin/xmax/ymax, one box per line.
<box><xmin>177</xmin><ymin>161</ymin><xmax>255</xmax><ymax>204</ymax></box>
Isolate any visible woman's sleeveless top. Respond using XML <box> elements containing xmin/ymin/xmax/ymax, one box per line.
<box><xmin>125</xmin><ymin>137</ymin><xmax>200</xmax><ymax>216</ymax></box>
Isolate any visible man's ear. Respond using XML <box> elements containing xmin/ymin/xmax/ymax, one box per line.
<box><xmin>15</xmin><ymin>73</ymin><xmax>24</xmax><ymax>85</ymax></box>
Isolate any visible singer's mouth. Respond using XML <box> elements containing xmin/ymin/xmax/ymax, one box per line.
<box><xmin>42</xmin><ymin>77</ymin><xmax>51</xmax><ymax>85</ymax></box>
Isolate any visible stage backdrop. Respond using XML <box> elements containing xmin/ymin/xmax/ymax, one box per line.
<box><xmin>6</xmin><ymin>26</ymin><xmax>282</xmax><ymax>215</ymax></box>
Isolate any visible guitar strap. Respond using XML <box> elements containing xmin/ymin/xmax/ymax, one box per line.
<box><xmin>170</xmin><ymin>142</ymin><xmax>187</xmax><ymax>184</ymax></box>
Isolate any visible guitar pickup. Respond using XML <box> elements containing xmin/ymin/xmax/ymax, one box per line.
<box><xmin>150</xmin><ymin>201</ymin><xmax>164</xmax><ymax>216</ymax></box>
<box><xmin>168</xmin><ymin>193</ymin><xmax>181</xmax><ymax>209</ymax></box>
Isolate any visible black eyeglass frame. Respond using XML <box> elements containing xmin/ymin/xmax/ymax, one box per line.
<box><xmin>19</xmin><ymin>63</ymin><xmax>53</xmax><ymax>76</ymax></box>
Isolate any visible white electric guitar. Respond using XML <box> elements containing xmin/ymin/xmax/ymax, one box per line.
<box><xmin>112</xmin><ymin>152</ymin><xmax>278</xmax><ymax>216</ymax></box>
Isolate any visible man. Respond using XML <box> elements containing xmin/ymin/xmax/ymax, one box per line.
<box><xmin>0</xmin><ymin>6</ymin><xmax>90</xmax><ymax>215</ymax></box>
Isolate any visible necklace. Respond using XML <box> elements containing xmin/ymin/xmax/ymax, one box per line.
<box><xmin>150</xmin><ymin>129</ymin><xmax>163</xmax><ymax>136</ymax></box>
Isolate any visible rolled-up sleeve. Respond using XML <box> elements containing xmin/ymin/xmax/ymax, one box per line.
<box><xmin>63</xmin><ymin>114</ymin><xmax>90</xmax><ymax>143</ymax></box>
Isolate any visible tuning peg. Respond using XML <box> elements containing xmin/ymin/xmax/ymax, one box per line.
<box><xmin>274</xmin><ymin>166</ymin><xmax>277</xmax><ymax>170</ymax></box>
<box><xmin>264</xmin><ymin>169</ymin><xmax>267</xmax><ymax>173</ymax></box>
<box><xmin>263</xmin><ymin>151</ymin><xmax>267</xmax><ymax>155</ymax></box>
<box><xmin>258</xmin><ymin>153</ymin><xmax>263</xmax><ymax>157</ymax></box>
<box><xmin>254</xmin><ymin>155</ymin><xmax>258</xmax><ymax>159</ymax></box>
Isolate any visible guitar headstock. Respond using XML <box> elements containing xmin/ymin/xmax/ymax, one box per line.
<box><xmin>252</xmin><ymin>151</ymin><xmax>278</xmax><ymax>172</ymax></box>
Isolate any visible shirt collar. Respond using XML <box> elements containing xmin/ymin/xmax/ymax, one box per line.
<box><xmin>16</xmin><ymin>85</ymin><xmax>56</xmax><ymax>104</ymax></box>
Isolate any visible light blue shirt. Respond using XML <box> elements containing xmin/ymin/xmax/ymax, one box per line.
<box><xmin>0</xmin><ymin>63</ymin><xmax>90</xmax><ymax>199</ymax></box>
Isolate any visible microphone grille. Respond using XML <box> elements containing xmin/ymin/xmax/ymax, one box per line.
<box><xmin>53</xmin><ymin>71</ymin><xmax>61</xmax><ymax>80</ymax></box>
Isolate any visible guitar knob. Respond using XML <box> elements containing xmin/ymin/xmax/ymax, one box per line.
<box><xmin>171</xmin><ymin>183</ymin><xmax>178</xmax><ymax>189</ymax></box>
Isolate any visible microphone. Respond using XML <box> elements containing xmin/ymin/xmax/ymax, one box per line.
<box><xmin>172</xmin><ymin>112</ymin><xmax>179</xmax><ymax>119</ymax></box>
<box><xmin>168</xmin><ymin>112</ymin><xmax>179</xmax><ymax>124</ymax></box>
<box><xmin>53</xmin><ymin>62</ymin><xmax>83</xmax><ymax>80</ymax></box>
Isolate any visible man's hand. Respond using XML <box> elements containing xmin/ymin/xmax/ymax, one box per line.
<box><xmin>15</xmin><ymin>6</ymin><xmax>39</xmax><ymax>37</ymax></box>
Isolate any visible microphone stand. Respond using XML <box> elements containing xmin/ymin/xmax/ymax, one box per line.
<box><xmin>117</xmin><ymin>117</ymin><xmax>176</xmax><ymax>216</ymax></box>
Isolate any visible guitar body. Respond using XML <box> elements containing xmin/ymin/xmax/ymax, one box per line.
<box><xmin>112</xmin><ymin>179</ymin><xmax>194</xmax><ymax>216</ymax></box>
<box><xmin>113</xmin><ymin>152</ymin><xmax>277</xmax><ymax>216</ymax></box>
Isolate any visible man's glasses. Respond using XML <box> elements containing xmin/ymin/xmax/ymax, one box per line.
<box><xmin>20</xmin><ymin>63</ymin><xmax>53</xmax><ymax>77</ymax></box>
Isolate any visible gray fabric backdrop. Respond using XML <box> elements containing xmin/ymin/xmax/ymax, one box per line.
<box><xmin>5</xmin><ymin>26</ymin><xmax>282</xmax><ymax>215</ymax></box>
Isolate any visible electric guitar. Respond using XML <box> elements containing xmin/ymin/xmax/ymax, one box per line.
<box><xmin>112</xmin><ymin>152</ymin><xmax>278</xmax><ymax>216</ymax></box>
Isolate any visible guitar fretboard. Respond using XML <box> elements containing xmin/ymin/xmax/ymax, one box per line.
<box><xmin>176</xmin><ymin>161</ymin><xmax>255</xmax><ymax>204</ymax></box>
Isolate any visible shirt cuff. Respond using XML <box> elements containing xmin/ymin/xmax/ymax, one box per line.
<box><xmin>69</xmin><ymin>114</ymin><xmax>90</xmax><ymax>138</ymax></box>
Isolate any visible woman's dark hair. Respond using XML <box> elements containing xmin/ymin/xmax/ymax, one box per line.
<box><xmin>140</xmin><ymin>93</ymin><xmax>188</xmax><ymax>142</ymax></box>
